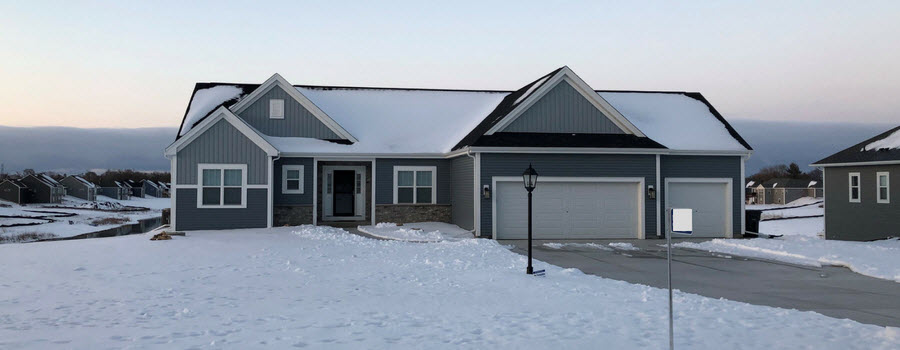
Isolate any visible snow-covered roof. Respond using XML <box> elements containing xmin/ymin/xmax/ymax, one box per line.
<box><xmin>40</xmin><ymin>174</ymin><xmax>60</xmax><ymax>185</ymax></box>
<box><xmin>813</xmin><ymin>125</ymin><xmax>900</xmax><ymax>165</ymax></box>
<box><xmin>863</xmin><ymin>128</ymin><xmax>900</xmax><ymax>151</ymax></box>
<box><xmin>807</xmin><ymin>181</ymin><xmax>818</xmax><ymax>188</ymax></box>
<box><xmin>746</xmin><ymin>181</ymin><xmax>755</xmax><ymax>188</ymax></box>
<box><xmin>180</xmin><ymin>85</ymin><xmax>246</xmax><ymax>137</ymax></box>
<box><xmin>70</xmin><ymin>175</ymin><xmax>97</xmax><ymax>188</ymax></box>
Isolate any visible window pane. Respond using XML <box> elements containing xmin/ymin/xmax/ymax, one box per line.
<box><xmin>397</xmin><ymin>188</ymin><xmax>414</xmax><ymax>203</ymax></box>
<box><xmin>879</xmin><ymin>175</ymin><xmax>888</xmax><ymax>186</ymax></box>
<box><xmin>416</xmin><ymin>171</ymin><xmax>432</xmax><ymax>186</ymax></box>
<box><xmin>287</xmin><ymin>179</ymin><xmax>300</xmax><ymax>190</ymax></box>
<box><xmin>224</xmin><ymin>169</ymin><xmax>242</xmax><ymax>186</ymax></box>
<box><xmin>851</xmin><ymin>188</ymin><xmax>859</xmax><ymax>199</ymax></box>
<box><xmin>287</xmin><ymin>169</ymin><xmax>300</xmax><ymax>180</ymax></box>
<box><xmin>416</xmin><ymin>188</ymin><xmax>432</xmax><ymax>203</ymax></box>
<box><xmin>223</xmin><ymin>188</ymin><xmax>242</xmax><ymax>205</ymax></box>
<box><xmin>202</xmin><ymin>188</ymin><xmax>220</xmax><ymax>205</ymax></box>
<box><xmin>851</xmin><ymin>176</ymin><xmax>858</xmax><ymax>186</ymax></box>
<box><xmin>397</xmin><ymin>171</ymin><xmax>414</xmax><ymax>186</ymax></box>
<box><xmin>880</xmin><ymin>187</ymin><xmax>888</xmax><ymax>200</ymax></box>
<box><xmin>203</xmin><ymin>169</ymin><xmax>221</xmax><ymax>186</ymax></box>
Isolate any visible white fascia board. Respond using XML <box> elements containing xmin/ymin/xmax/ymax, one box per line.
<box><xmin>810</xmin><ymin>160</ymin><xmax>900</xmax><ymax>167</ymax></box>
<box><xmin>229</xmin><ymin>73</ymin><xmax>358</xmax><ymax>143</ymax></box>
<box><xmin>466</xmin><ymin>146</ymin><xmax>751</xmax><ymax>156</ymax></box>
<box><xmin>165</xmin><ymin>106</ymin><xmax>279</xmax><ymax>157</ymax></box>
<box><xmin>484</xmin><ymin>67</ymin><xmax>645</xmax><ymax>137</ymax></box>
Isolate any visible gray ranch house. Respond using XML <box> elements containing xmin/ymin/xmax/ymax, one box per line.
<box><xmin>20</xmin><ymin>174</ymin><xmax>65</xmax><ymax>204</ymax></box>
<box><xmin>99</xmin><ymin>181</ymin><xmax>131</xmax><ymax>200</ymax></box>
<box><xmin>61</xmin><ymin>175</ymin><xmax>98</xmax><ymax>201</ymax></box>
<box><xmin>0</xmin><ymin>179</ymin><xmax>30</xmax><ymax>204</ymax></box>
<box><xmin>165</xmin><ymin>67</ymin><xmax>753</xmax><ymax>239</ymax></box>
<box><xmin>812</xmin><ymin>125</ymin><xmax>900</xmax><ymax>241</ymax></box>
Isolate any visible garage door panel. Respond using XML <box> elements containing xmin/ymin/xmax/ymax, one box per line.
<box><xmin>667</xmin><ymin>181</ymin><xmax>729</xmax><ymax>238</ymax></box>
<box><xmin>496</xmin><ymin>179</ymin><xmax>640</xmax><ymax>239</ymax></box>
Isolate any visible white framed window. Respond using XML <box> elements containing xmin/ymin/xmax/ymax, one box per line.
<box><xmin>393</xmin><ymin>166</ymin><xmax>436</xmax><ymax>204</ymax></box>
<box><xmin>282</xmin><ymin>165</ymin><xmax>304</xmax><ymax>194</ymax></box>
<box><xmin>877</xmin><ymin>171</ymin><xmax>890</xmax><ymax>204</ymax></box>
<box><xmin>269</xmin><ymin>99</ymin><xmax>285</xmax><ymax>119</ymax></box>
<box><xmin>198</xmin><ymin>164</ymin><xmax>247</xmax><ymax>208</ymax></box>
<box><xmin>848</xmin><ymin>172</ymin><xmax>860</xmax><ymax>203</ymax></box>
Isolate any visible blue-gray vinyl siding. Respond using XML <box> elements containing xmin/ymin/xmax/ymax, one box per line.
<box><xmin>479</xmin><ymin>153</ymin><xmax>656</xmax><ymax>238</ymax></box>
<box><xmin>501</xmin><ymin>81</ymin><xmax>625</xmax><ymax>134</ymax></box>
<box><xmin>374</xmin><ymin>158</ymin><xmax>452</xmax><ymax>205</ymax></box>
<box><xmin>176</xmin><ymin>119</ymin><xmax>269</xmax><ymax>185</ymax></box>
<box><xmin>0</xmin><ymin>181</ymin><xmax>25</xmax><ymax>204</ymax></box>
<box><xmin>660</xmin><ymin>155</ymin><xmax>743</xmax><ymax>236</ymax></box>
<box><xmin>823</xmin><ymin>165</ymin><xmax>900</xmax><ymax>241</ymax></box>
<box><xmin>175</xmin><ymin>188</ymin><xmax>268</xmax><ymax>230</ymax></box>
<box><xmin>450</xmin><ymin>155</ymin><xmax>475</xmax><ymax>230</ymax></box>
<box><xmin>61</xmin><ymin>177</ymin><xmax>97</xmax><ymax>201</ymax></box>
<box><xmin>274</xmin><ymin>157</ymin><xmax>314</xmax><ymax>205</ymax></box>
<box><xmin>236</xmin><ymin>85</ymin><xmax>341</xmax><ymax>139</ymax></box>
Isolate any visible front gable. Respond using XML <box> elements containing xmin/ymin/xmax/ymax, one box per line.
<box><xmin>502</xmin><ymin>80</ymin><xmax>626</xmax><ymax>134</ymax></box>
<box><xmin>235</xmin><ymin>84</ymin><xmax>342</xmax><ymax>139</ymax></box>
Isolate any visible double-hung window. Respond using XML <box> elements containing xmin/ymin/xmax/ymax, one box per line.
<box><xmin>199</xmin><ymin>164</ymin><xmax>246</xmax><ymax>208</ymax></box>
<box><xmin>877</xmin><ymin>172</ymin><xmax>890</xmax><ymax>204</ymax></box>
<box><xmin>848</xmin><ymin>172</ymin><xmax>861</xmax><ymax>203</ymax></box>
<box><xmin>393</xmin><ymin>166</ymin><xmax>436</xmax><ymax>204</ymax></box>
<box><xmin>282</xmin><ymin>165</ymin><xmax>304</xmax><ymax>194</ymax></box>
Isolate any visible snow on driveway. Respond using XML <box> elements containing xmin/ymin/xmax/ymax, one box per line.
<box><xmin>1</xmin><ymin>225</ymin><xmax>897</xmax><ymax>349</ymax></box>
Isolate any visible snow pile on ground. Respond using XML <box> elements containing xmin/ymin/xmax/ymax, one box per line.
<box><xmin>75</xmin><ymin>201</ymin><xmax>126</xmax><ymax>210</ymax></box>
<box><xmin>863</xmin><ymin>128</ymin><xmax>900</xmax><ymax>151</ymax></box>
<box><xmin>608</xmin><ymin>242</ymin><xmax>639</xmax><ymax>251</ymax></box>
<box><xmin>676</xmin><ymin>236</ymin><xmax>900</xmax><ymax>283</ymax></box>
<box><xmin>0</xmin><ymin>226</ymin><xmax>897</xmax><ymax>349</ymax></box>
<box><xmin>357</xmin><ymin>222</ymin><xmax>473</xmax><ymax>242</ymax></box>
<box><xmin>543</xmin><ymin>242</ymin><xmax>612</xmax><ymax>251</ymax></box>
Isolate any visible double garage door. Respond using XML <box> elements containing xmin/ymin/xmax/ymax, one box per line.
<box><xmin>495</xmin><ymin>179</ymin><xmax>642</xmax><ymax>239</ymax></box>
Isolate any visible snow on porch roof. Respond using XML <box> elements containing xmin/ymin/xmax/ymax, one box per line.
<box><xmin>177</xmin><ymin>83</ymin><xmax>751</xmax><ymax>154</ymax></box>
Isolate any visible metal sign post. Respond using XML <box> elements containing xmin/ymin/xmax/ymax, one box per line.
<box><xmin>668</xmin><ymin>208</ymin><xmax>693</xmax><ymax>350</ymax></box>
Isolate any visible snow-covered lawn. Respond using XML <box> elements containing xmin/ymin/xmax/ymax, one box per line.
<box><xmin>678</xmin><ymin>199</ymin><xmax>900</xmax><ymax>283</ymax></box>
<box><xmin>0</xmin><ymin>196</ymin><xmax>168</xmax><ymax>242</ymax></box>
<box><xmin>357</xmin><ymin>222</ymin><xmax>473</xmax><ymax>242</ymax></box>
<box><xmin>1</xmin><ymin>225</ymin><xmax>897</xmax><ymax>349</ymax></box>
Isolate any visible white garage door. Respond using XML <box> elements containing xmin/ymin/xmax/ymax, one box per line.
<box><xmin>495</xmin><ymin>179</ymin><xmax>641</xmax><ymax>239</ymax></box>
<box><xmin>666</xmin><ymin>181</ymin><xmax>731</xmax><ymax>238</ymax></box>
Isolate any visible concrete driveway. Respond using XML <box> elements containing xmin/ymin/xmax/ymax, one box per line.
<box><xmin>504</xmin><ymin>238</ymin><xmax>900</xmax><ymax>327</ymax></box>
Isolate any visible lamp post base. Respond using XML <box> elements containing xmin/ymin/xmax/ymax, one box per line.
<box><xmin>526</xmin><ymin>266</ymin><xmax>533</xmax><ymax>275</ymax></box>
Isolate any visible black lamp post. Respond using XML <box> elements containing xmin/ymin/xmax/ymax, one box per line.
<box><xmin>522</xmin><ymin>163</ymin><xmax>539</xmax><ymax>274</ymax></box>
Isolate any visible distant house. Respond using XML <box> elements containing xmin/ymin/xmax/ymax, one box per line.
<box><xmin>125</xmin><ymin>180</ymin><xmax>144</xmax><ymax>198</ymax></box>
<box><xmin>142</xmin><ymin>180</ymin><xmax>162</xmax><ymax>197</ymax></box>
<box><xmin>0</xmin><ymin>179</ymin><xmax>29</xmax><ymax>204</ymax></box>
<box><xmin>98</xmin><ymin>181</ymin><xmax>132</xmax><ymax>200</ymax></box>
<box><xmin>61</xmin><ymin>175</ymin><xmax>99</xmax><ymax>201</ymax></box>
<box><xmin>20</xmin><ymin>174</ymin><xmax>65</xmax><ymax>203</ymax></box>
<box><xmin>155</xmin><ymin>181</ymin><xmax>171</xmax><ymax>197</ymax></box>
<box><xmin>812</xmin><ymin>125</ymin><xmax>900</xmax><ymax>241</ymax></box>
<box><xmin>753</xmin><ymin>178</ymin><xmax>822</xmax><ymax>205</ymax></box>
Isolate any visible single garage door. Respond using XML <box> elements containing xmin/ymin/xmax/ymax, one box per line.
<box><xmin>495</xmin><ymin>179</ymin><xmax>641</xmax><ymax>239</ymax></box>
<box><xmin>666</xmin><ymin>181</ymin><xmax>730</xmax><ymax>238</ymax></box>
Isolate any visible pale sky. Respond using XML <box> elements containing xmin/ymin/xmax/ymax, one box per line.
<box><xmin>1</xmin><ymin>1</ymin><xmax>898</xmax><ymax>129</ymax></box>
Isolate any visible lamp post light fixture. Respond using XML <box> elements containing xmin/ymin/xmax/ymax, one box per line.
<box><xmin>522</xmin><ymin>163</ymin><xmax>539</xmax><ymax>274</ymax></box>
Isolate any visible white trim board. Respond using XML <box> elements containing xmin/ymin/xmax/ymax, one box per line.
<box><xmin>490</xmin><ymin>176</ymin><xmax>645</xmax><ymax>240</ymax></box>
<box><xmin>811</xmin><ymin>160</ymin><xmax>900</xmax><ymax>167</ymax></box>
<box><xmin>485</xmin><ymin>67</ymin><xmax>645</xmax><ymax>137</ymax></box>
<box><xmin>322</xmin><ymin>164</ymin><xmax>368</xmax><ymax>221</ymax></box>
<box><xmin>663</xmin><ymin>177</ymin><xmax>734</xmax><ymax>238</ymax></box>
<box><xmin>229</xmin><ymin>73</ymin><xmax>358</xmax><ymax>143</ymax></box>
<box><xmin>165</xmin><ymin>106</ymin><xmax>278</xmax><ymax>157</ymax></box>
<box><xmin>877</xmin><ymin>171</ymin><xmax>890</xmax><ymax>204</ymax></box>
<box><xmin>849</xmin><ymin>172</ymin><xmax>861</xmax><ymax>203</ymax></box>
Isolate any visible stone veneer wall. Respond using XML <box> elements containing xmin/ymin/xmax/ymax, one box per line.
<box><xmin>375</xmin><ymin>204</ymin><xmax>451</xmax><ymax>224</ymax></box>
<box><xmin>274</xmin><ymin>205</ymin><xmax>313</xmax><ymax>226</ymax></box>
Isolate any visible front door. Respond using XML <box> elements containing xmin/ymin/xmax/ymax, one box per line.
<box><xmin>322</xmin><ymin>165</ymin><xmax>367</xmax><ymax>221</ymax></box>
<box><xmin>333</xmin><ymin>170</ymin><xmax>355</xmax><ymax>216</ymax></box>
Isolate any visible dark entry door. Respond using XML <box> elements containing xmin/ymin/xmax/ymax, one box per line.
<box><xmin>333</xmin><ymin>170</ymin><xmax>355</xmax><ymax>216</ymax></box>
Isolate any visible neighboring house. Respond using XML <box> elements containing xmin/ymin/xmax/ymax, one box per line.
<box><xmin>744</xmin><ymin>180</ymin><xmax>758</xmax><ymax>204</ymax></box>
<box><xmin>156</xmin><ymin>181</ymin><xmax>171</xmax><ymax>197</ymax></box>
<box><xmin>142</xmin><ymin>180</ymin><xmax>162</xmax><ymax>198</ymax></box>
<box><xmin>753</xmin><ymin>178</ymin><xmax>822</xmax><ymax>205</ymax></box>
<box><xmin>61</xmin><ymin>175</ymin><xmax>98</xmax><ymax>201</ymax></box>
<box><xmin>125</xmin><ymin>180</ymin><xmax>144</xmax><ymax>198</ymax></box>
<box><xmin>165</xmin><ymin>67</ymin><xmax>753</xmax><ymax>239</ymax></box>
<box><xmin>98</xmin><ymin>181</ymin><xmax>132</xmax><ymax>200</ymax></box>
<box><xmin>0</xmin><ymin>179</ymin><xmax>30</xmax><ymax>204</ymax></box>
<box><xmin>812</xmin><ymin>125</ymin><xmax>900</xmax><ymax>241</ymax></box>
<box><xmin>20</xmin><ymin>174</ymin><xmax>65</xmax><ymax>204</ymax></box>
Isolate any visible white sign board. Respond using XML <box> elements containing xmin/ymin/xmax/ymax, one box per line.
<box><xmin>671</xmin><ymin>208</ymin><xmax>693</xmax><ymax>234</ymax></box>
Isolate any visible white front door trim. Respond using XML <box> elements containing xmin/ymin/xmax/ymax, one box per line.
<box><xmin>322</xmin><ymin>165</ymin><xmax>367</xmax><ymax>221</ymax></box>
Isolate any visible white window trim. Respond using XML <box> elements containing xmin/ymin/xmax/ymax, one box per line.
<box><xmin>392</xmin><ymin>166</ymin><xmax>437</xmax><ymax>204</ymax></box>
<box><xmin>282</xmin><ymin>165</ymin><xmax>305</xmax><ymax>194</ymax></box>
<box><xmin>269</xmin><ymin>99</ymin><xmax>285</xmax><ymax>119</ymax></box>
<box><xmin>848</xmin><ymin>172</ymin><xmax>861</xmax><ymax>203</ymax></box>
<box><xmin>197</xmin><ymin>164</ymin><xmax>248</xmax><ymax>209</ymax></box>
<box><xmin>877</xmin><ymin>171</ymin><xmax>890</xmax><ymax>204</ymax></box>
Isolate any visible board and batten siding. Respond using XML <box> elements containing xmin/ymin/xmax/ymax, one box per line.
<box><xmin>479</xmin><ymin>153</ymin><xmax>657</xmax><ymax>238</ymax></box>
<box><xmin>175</xmin><ymin>188</ymin><xmax>268</xmax><ymax>230</ymax></box>
<box><xmin>374</xmin><ymin>158</ymin><xmax>452</xmax><ymax>205</ymax></box>
<box><xmin>273</xmin><ymin>157</ymin><xmax>314</xmax><ymax>206</ymax></box>
<box><xmin>824</xmin><ymin>165</ymin><xmax>900</xmax><ymax>241</ymax></box>
<box><xmin>175</xmin><ymin>119</ymin><xmax>269</xmax><ymax>185</ymax></box>
<box><xmin>660</xmin><ymin>155</ymin><xmax>742</xmax><ymax>237</ymax></box>
<box><xmin>450</xmin><ymin>155</ymin><xmax>475</xmax><ymax>230</ymax></box>
<box><xmin>501</xmin><ymin>81</ymin><xmax>625</xmax><ymax>134</ymax></box>
<box><xmin>236</xmin><ymin>85</ymin><xmax>341</xmax><ymax>139</ymax></box>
